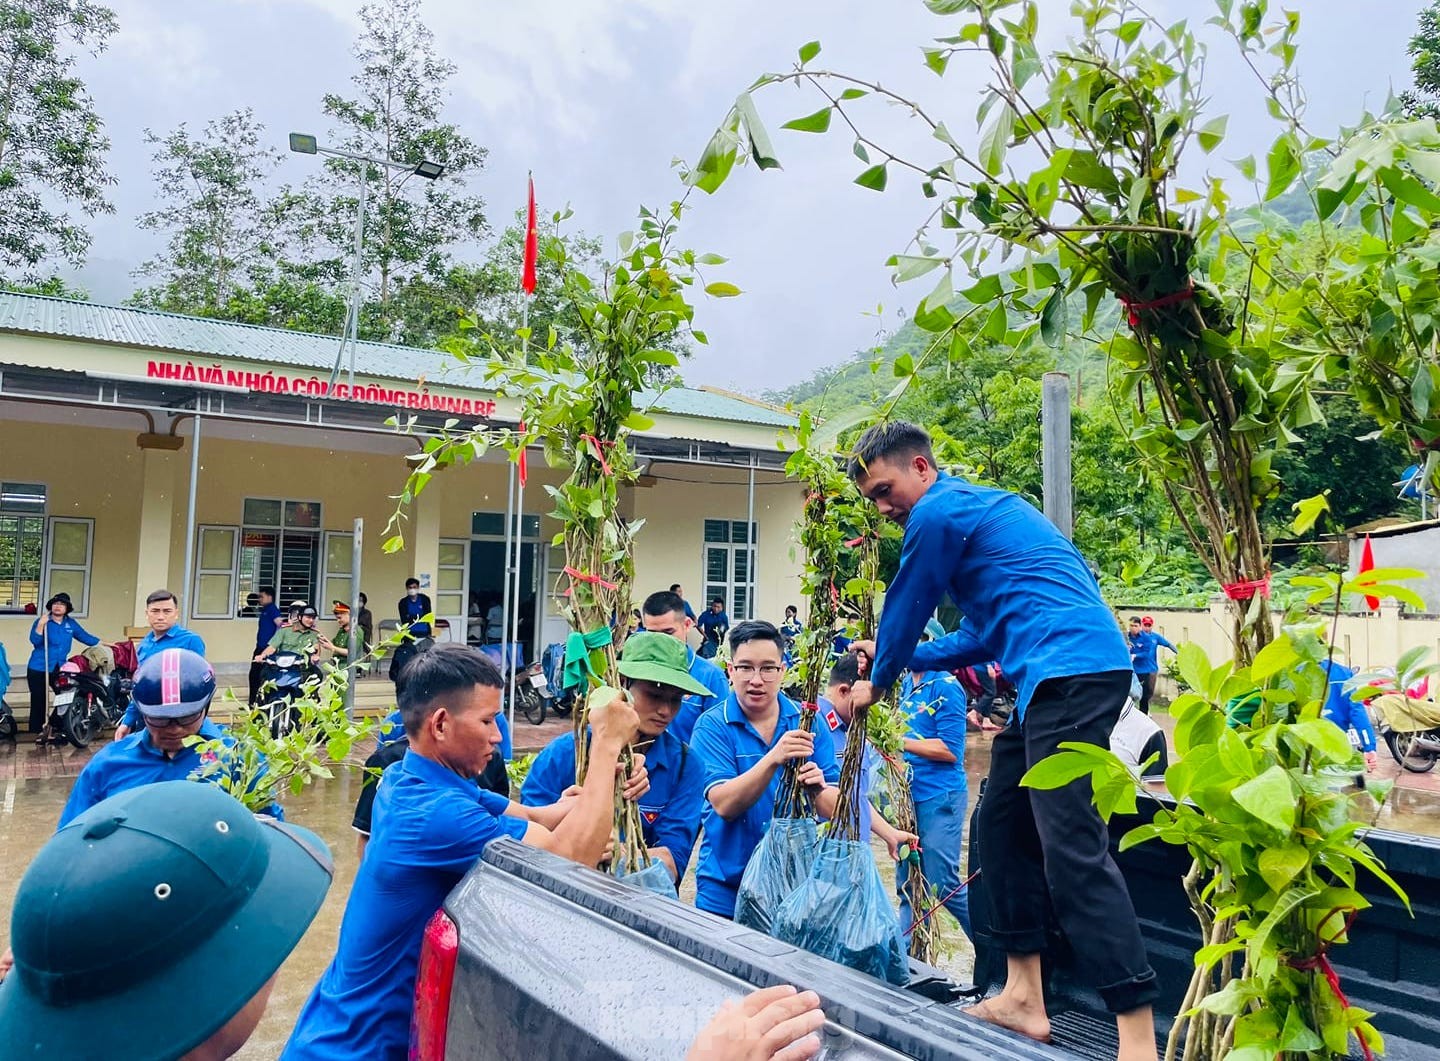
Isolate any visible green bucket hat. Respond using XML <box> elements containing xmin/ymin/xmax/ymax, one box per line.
<box><xmin>618</xmin><ymin>631</ymin><xmax>712</xmax><ymax>696</ymax></box>
<box><xmin>0</xmin><ymin>780</ymin><xmax>333</xmax><ymax>1060</ymax></box>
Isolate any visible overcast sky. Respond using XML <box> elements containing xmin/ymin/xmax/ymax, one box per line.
<box><xmin>68</xmin><ymin>0</ymin><xmax>1423</xmax><ymax>394</ymax></box>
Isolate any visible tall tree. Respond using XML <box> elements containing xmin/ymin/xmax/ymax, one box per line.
<box><xmin>298</xmin><ymin>0</ymin><xmax>487</xmax><ymax>341</ymax></box>
<box><xmin>131</xmin><ymin>108</ymin><xmax>295</xmax><ymax>316</ymax></box>
<box><xmin>0</xmin><ymin>0</ymin><xmax>116</xmax><ymax>281</ymax></box>
<box><xmin>1403</xmin><ymin>2</ymin><xmax>1440</xmax><ymax>119</ymax></box>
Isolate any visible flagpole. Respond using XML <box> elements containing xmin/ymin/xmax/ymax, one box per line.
<box><xmin>508</xmin><ymin>173</ymin><xmax>537</xmax><ymax>725</ymax></box>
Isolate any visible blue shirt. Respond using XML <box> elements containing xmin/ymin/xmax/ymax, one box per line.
<box><xmin>899</xmin><ymin>671</ymin><xmax>969</xmax><ymax>803</ymax></box>
<box><xmin>695</xmin><ymin>609</ymin><xmax>729</xmax><ymax>644</ymax></box>
<box><xmin>27</xmin><ymin>614</ymin><xmax>100</xmax><ymax>672</ymax></box>
<box><xmin>871</xmin><ymin>472</ymin><xmax>1131</xmax><ymax>722</ymax></box>
<box><xmin>817</xmin><ymin>695</ymin><xmax>875</xmax><ymax>841</ymax></box>
<box><xmin>256</xmin><ymin>602</ymin><xmax>283</xmax><ymax>653</ymax></box>
<box><xmin>1128</xmin><ymin>630</ymin><xmax>1176</xmax><ymax>675</ymax></box>
<box><xmin>57</xmin><ymin>719</ymin><xmax>282</xmax><ymax>826</ymax></box>
<box><xmin>688</xmin><ymin>693</ymin><xmax>841</xmax><ymax>917</ymax></box>
<box><xmin>283</xmin><ymin>751</ymin><xmax>528</xmax><ymax>1061</ymax></box>
<box><xmin>1319</xmin><ymin>660</ymin><xmax>1378</xmax><ymax>754</ymax></box>
<box><xmin>120</xmin><ymin>626</ymin><xmax>209</xmax><ymax>727</ymax></box>
<box><xmin>378</xmin><ymin>707</ymin><xmax>511</xmax><ymax>761</ymax></box>
<box><xmin>520</xmin><ymin>728</ymin><xmax>705</xmax><ymax>881</ymax></box>
<box><xmin>671</xmin><ymin>648</ymin><xmax>732</xmax><ymax>743</ymax></box>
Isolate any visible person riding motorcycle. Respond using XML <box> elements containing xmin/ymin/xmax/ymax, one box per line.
<box><xmin>255</xmin><ymin>604</ymin><xmax>322</xmax><ymax>665</ymax></box>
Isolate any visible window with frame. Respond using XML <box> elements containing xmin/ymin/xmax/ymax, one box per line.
<box><xmin>702</xmin><ymin>518</ymin><xmax>757</xmax><ymax>622</ymax></box>
<box><xmin>231</xmin><ymin>498</ymin><xmax>323</xmax><ymax>613</ymax></box>
<box><xmin>0</xmin><ymin>482</ymin><xmax>46</xmax><ymax>611</ymax></box>
<box><xmin>193</xmin><ymin>526</ymin><xmax>239</xmax><ymax>619</ymax></box>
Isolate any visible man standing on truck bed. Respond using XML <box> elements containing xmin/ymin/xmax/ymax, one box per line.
<box><xmin>281</xmin><ymin>643</ymin><xmax>643</xmax><ymax>1061</ymax></box>
<box><xmin>846</xmin><ymin>421</ymin><xmax>1159</xmax><ymax>1061</ymax></box>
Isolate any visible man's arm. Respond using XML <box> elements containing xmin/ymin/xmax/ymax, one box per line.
<box><xmin>522</xmin><ymin>691</ymin><xmax>639</xmax><ymax>865</ymax></box>
<box><xmin>650</xmin><ymin>746</ymin><xmax>707</xmax><ymax>882</ymax></box>
<box><xmin>1157</xmin><ymin>633</ymin><xmax>1177</xmax><ymax>652</ymax></box>
<box><xmin>903</xmin><ymin>737</ymin><xmax>957</xmax><ymax>763</ymax></box>
<box><xmin>707</xmin><ymin>732</ymin><xmax>811</xmax><ymax>821</ymax></box>
<box><xmin>910</xmin><ymin>625</ymin><xmax>991</xmax><ymax>674</ymax></box>
<box><xmin>868</xmin><ymin>508</ymin><xmax>955</xmax><ymax>692</ymax></box>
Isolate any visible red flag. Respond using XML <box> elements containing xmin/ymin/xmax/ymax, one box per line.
<box><xmin>1359</xmin><ymin>534</ymin><xmax>1379</xmax><ymax>611</ymax></box>
<box><xmin>521</xmin><ymin>175</ymin><xmax>538</xmax><ymax>296</ymax></box>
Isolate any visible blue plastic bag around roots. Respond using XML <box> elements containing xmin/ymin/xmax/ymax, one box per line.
<box><xmin>773</xmin><ymin>838</ymin><xmax>910</xmax><ymax>986</ymax></box>
<box><xmin>734</xmin><ymin>817</ymin><xmax>818</xmax><ymax>934</ymax></box>
<box><xmin>615</xmin><ymin>858</ymin><xmax>676</xmax><ymax>896</ymax></box>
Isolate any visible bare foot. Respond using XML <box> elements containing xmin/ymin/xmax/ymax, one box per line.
<box><xmin>964</xmin><ymin>996</ymin><xmax>1052</xmax><ymax>1043</ymax></box>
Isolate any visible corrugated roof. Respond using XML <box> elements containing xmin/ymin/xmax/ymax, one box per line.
<box><xmin>0</xmin><ymin>290</ymin><xmax>796</xmax><ymax>429</ymax></box>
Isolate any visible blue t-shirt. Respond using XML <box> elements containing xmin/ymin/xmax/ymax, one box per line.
<box><xmin>57</xmin><ymin>719</ymin><xmax>282</xmax><ymax>826</ymax></box>
<box><xmin>817</xmin><ymin>695</ymin><xmax>875</xmax><ymax>841</ymax></box>
<box><xmin>1128</xmin><ymin>630</ymin><xmax>1176</xmax><ymax>675</ymax></box>
<box><xmin>121</xmin><ymin>626</ymin><xmax>210</xmax><ymax>728</ymax></box>
<box><xmin>255</xmin><ymin>603</ymin><xmax>283</xmax><ymax>653</ymax></box>
<box><xmin>520</xmin><ymin>728</ymin><xmax>705</xmax><ymax>881</ymax></box>
<box><xmin>695</xmin><ymin>609</ymin><xmax>729</xmax><ymax>644</ymax></box>
<box><xmin>899</xmin><ymin>671</ymin><xmax>968</xmax><ymax>804</ymax></box>
<box><xmin>1319</xmin><ymin>660</ymin><xmax>1378</xmax><ymax>754</ymax></box>
<box><xmin>283</xmin><ymin>751</ymin><xmax>528</xmax><ymax>1061</ymax></box>
<box><xmin>671</xmin><ymin>648</ymin><xmax>732</xmax><ymax>743</ymax></box>
<box><xmin>871</xmin><ymin>472</ymin><xmax>1131</xmax><ymax>721</ymax></box>
<box><xmin>688</xmin><ymin>693</ymin><xmax>840</xmax><ymax>918</ymax></box>
<box><xmin>27</xmin><ymin>614</ymin><xmax>100</xmax><ymax>672</ymax></box>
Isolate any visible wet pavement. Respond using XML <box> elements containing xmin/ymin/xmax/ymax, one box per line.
<box><xmin>3</xmin><ymin>711</ymin><xmax>1440</xmax><ymax>1057</ymax></box>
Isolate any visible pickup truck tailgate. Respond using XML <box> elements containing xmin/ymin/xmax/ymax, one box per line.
<box><xmin>440</xmin><ymin>839</ymin><xmax>1071</xmax><ymax>1060</ymax></box>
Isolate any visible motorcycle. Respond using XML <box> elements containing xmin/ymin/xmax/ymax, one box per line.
<box><xmin>259</xmin><ymin>652</ymin><xmax>309</xmax><ymax>738</ymax></box>
<box><xmin>50</xmin><ymin>658</ymin><xmax>133</xmax><ymax>748</ymax></box>
<box><xmin>1373</xmin><ymin>692</ymin><xmax>1440</xmax><ymax>773</ymax></box>
<box><xmin>516</xmin><ymin>661</ymin><xmax>553</xmax><ymax>726</ymax></box>
<box><xmin>0</xmin><ymin>696</ymin><xmax>14</xmax><ymax>742</ymax></box>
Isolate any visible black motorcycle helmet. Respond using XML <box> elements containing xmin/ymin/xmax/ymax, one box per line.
<box><xmin>131</xmin><ymin>649</ymin><xmax>216</xmax><ymax>719</ymax></box>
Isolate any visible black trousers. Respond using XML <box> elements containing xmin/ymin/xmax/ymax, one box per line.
<box><xmin>1137</xmin><ymin>672</ymin><xmax>1157</xmax><ymax>714</ymax></box>
<box><xmin>247</xmin><ymin>660</ymin><xmax>265</xmax><ymax>706</ymax></box>
<box><xmin>26</xmin><ymin>668</ymin><xmax>51</xmax><ymax>732</ymax></box>
<box><xmin>979</xmin><ymin>669</ymin><xmax>1159</xmax><ymax>1014</ymax></box>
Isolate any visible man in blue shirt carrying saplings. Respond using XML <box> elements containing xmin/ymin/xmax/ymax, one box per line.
<box><xmin>521</xmin><ymin>631</ymin><xmax>711</xmax><ymax>886</ymax></box>
<box><xmin>688</xmin><ymin>621</ymin><xmax>842</xmax><ymax>919</ymax></box>
<box><xmin>846</xmin><ymin>421</ymin><xmax>1157</xmax><ymax>1060</ymax></box>
<box><xmin>282</xmin><ymin>644</ymin><xmax>641</xmax><ymax>1061</ymax></box>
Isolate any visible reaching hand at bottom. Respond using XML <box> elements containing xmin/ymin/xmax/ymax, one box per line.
<box><xmin>687</xmin><ymin>985</ymin><xmax>825</xmax><ymax>1061</ymax></box>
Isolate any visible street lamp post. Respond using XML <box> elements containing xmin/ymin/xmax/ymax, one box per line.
<box><xmin>288</xmin><ymin>133</ymin><xmax>445</xmax><ymax>389</ymax></box>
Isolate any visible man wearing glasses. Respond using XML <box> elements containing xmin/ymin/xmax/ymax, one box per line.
<box><xmin>57</xmin><ymin>648</ymin><xmax>284</xmax><ymax>827</ymax></box>
<box><xmin>689</xmin><ymin>621</ymin><xmax>842</xmax><ymax>919</ymax></box>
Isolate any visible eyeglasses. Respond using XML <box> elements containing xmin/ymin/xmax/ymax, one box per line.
<box><xmin>141</xmin><ymin>708</ymin><xmax>206</xmax><ymax>729</ymax></box>
<box><xmin>731</xmin><ymin>664</ymin><xmax>784</xmax><ymax>680</ymax></box>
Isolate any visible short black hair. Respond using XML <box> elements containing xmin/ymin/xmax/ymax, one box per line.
<box><xmin>398</xmin><ymin>644</ymin><xmax>504</xmax><ymax>738</ymax></box>
<box><xmin>643</xmin><ymin>590</ymin><xmax>687</xmax><ymax>618</ymax></box>
<box><xmin>710</xmin><ymin>597</ymin><xmax>725</xmax><ymax>607</ymax></box>
<box><xmin>669</xmin><ymin>583</ymin><xmax>683</xmax><ymax>593</ymax></box>
<box><xmin>1129</xmin><ymin>616</ymin><xmax>1142</xmax><ymax>624</ymax></box>
<box><xmin>359</xmin><ymin>592</ymin><xmax>368</xmax><ymax>605</ymax></box>
<box><xmin>828</xmin><ymin>652</ymin><xmax>862</xmax><ymax>687</ymax></box>
<box><xmin>729</xmin><ymin>620</ymin><xmax>785</xmax><ymax>657</ymax></box>
<box><xmin>848</xmin><ymin>420</ymin><xmax>936</xmax><ymax>479</ymax></box>
<box><xmin>259</xmin><ymin>586</ymin><xmax>276</xmax><ymax>598</ymax></box>
<box><xmin>145</xmin><ymin>589</ymin><xmax>178</xmax><ymax>607</ymax></box>
<box><xmin>405</xmin><ymin>578</ymin><xmax>420</xmax><ymax>589</ymax></box>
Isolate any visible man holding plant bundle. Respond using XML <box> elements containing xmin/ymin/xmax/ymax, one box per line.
<box><xmin>689</xmin><ymin>621</ymin><xmax>842</xmax><ymax>919</ymax></box>
<box><xmin>847</xmin><ymin>421</ymin><xmax>1158</xmax><ymax>1061</ymax></box>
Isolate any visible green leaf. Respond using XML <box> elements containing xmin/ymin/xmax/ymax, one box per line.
<box><xmin>1039</xmin><ymin>289</ymin><xmax>1067</xmax><ymax>347</ymax></box>
<box><xmin>621</xmin><ymin>411</ymin><xmax>655</xmax><ymax>431</ymax></box>
<box><xmin>961</xmin><ymin>273</ymin><xmax>1003</xmax><ymax>303</ymax></box>
<box><xmin>839</xmin><ymin>87</ymin><xmax>868</xmax><ymax>100</ymax></box>
<box><xmin>892</xmin><ymin>254</ymin><xmax>943</xmax><ymax>282</ymax></box>
<box><xmin>1021</xmin><ymin>749</ymin><xmax>1097</xmax><ymax>790</ymax></box>
<box><xmin>923</xmin><ymin>47</ymin><xmax>950</xmax><ymax>76</ymax></box>
<box><xmin>783</xmin><ymin>107</ymin><xmax>833</xmax><ymax>134</ymax></box>
<box><xmin>1258</xmin><ymin>845</ymin><xmax>1309</xmax><ymax>892</ymax></box>
<box><xmin>812</xmin><ymin>404</ymin><xmax>875</xmax><ymax>448</ymax></box>
<box><xmin>981</xmin><ymin>302</ymin><xmax>1007</xmax><ymax>342</ymax></box>
<box><xmin>1279</xmin><ymin>1007</ymin><xmax>1325</xmax><ymax>1053</ymax></box>
<box><xmin>1265</xmin><ymin>134</ymin><xmax>1301</xmax><ymax>201</ymax></box>
<box><xmin>1176</xmin><ymin>642</ymin><xmax>1214</xmax><ymax>697</ymax></box>
<box><xmin>704</xmin><ymin>281</ymin><xmax>742</xmax><ymax>298</ymax></box>
<box><xmin>1232</xmin><ymin>765</ymin><xmax>1296</xmax><ymax>833</ymax></box>
<box><xmin>798</xmin><ymin>40</ymin><xmax>821</xmax><ymax>64</ymax></box>
<box><xmin>1251</xmin><ymin>636</ymin><xmax>1299</xmax><ymax>683</ymax></box>
<box><xmin>979</xmin><ymin>104</ymin><xmax>1013</xmax><ymax>176</ymax></box>
<box><xmin>1290</xmin><ymin>491</ymin><xmax>1330</xmax><ymax>535</ymax></box>
<box><xmin>693</xmin><ymin>118</ymin><xmax>740</xmax><ymax>194</ymax></box>
<box><xmin>735</xmin><ymin>91</ymin><xmax>781</xmax><ymax>171</ymax></box>
<box><xmin>854</xmin><ymin>163</ymin><xmax>888</xmax><ymax>191</ymax></box>
<box><xmin>1197</xmin><ymin>114</ymin><xmax>1228</xmax><ymax>153</ymax></box>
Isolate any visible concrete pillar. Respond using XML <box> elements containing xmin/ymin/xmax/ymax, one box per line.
<box><xmin>412</xmin><ymin>485</ymin><xmax>442</xmax><ymax>600</ymax></box>
<box><xmin>133</xmin><ymin>447</ymin><xmax>179</xmax><ymax>626</ymax></box>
